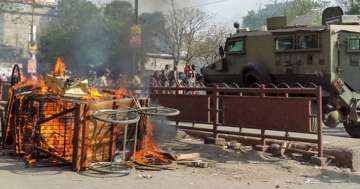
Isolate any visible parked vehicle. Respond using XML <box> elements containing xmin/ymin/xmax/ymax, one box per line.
<box><xmin>202</xmin><ymin>7</ymin><xmax>360</xmax><ymax>138</ymax></box>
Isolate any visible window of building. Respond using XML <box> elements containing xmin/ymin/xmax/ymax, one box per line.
<box><xmin>275</xmin><ymin>36</ymin><xmax>294</xmax><ymax>51</ymax></box>
<box><xmin>298</xmin><ymin>34</ymin><xmax>319</xmax><ymax>49</ymax></box>
<box><xmin>349</xmin><ymin>38</ymin><xmax>360</xmax><ymax>51</ymax></box>
<box><xmin>227</xmin><ymin>40</ymin><xmax>245</xmax><ymax>53</ymax></box>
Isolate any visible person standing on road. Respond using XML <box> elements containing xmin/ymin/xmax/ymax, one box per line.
<box><xmin>184</xmin><ymin>64</ymin><xmax>191</xmax><ymax>78</ymax></box>
<box><xmin>98</xmin><ymin>68</ymin><xmax>110</xmax><ymax>87</ymax></box>
<box><xmin>161</xmin><ymin>65</ymin><xmax>171</xmax><ymax>87</ymax></box>
<box><xmin>170</xmin><ymin>66</ymin><xmax>180</xmax><ymax>87</ymax></box>
<box><xmin>188</xmin><ymin>71</ymin><xmax>196</xmax><ymax>88</ymax></box>
<box><xmin>150</xmin><ymin>71</ymin><xmax>161</xmax><ymax>87</ymax></box>
<box><xmin>191</xmin><ymin>64</ymin><xmax>197</xmax><ymax>75</ymax></box>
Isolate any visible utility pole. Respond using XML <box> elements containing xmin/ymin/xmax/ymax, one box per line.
<box><xmin>131</xmin><ymin>0</ymin><xmax>140</xmax><ymax>74</ymax></box>
<box><xmin>28</xmin><ymin>0</ymin><xmax>37</xmax><ymax>74</ymax></box>
<box><xmin>170</xmin><ymin>0</ymin><xmax>179</xmax><ymax>67</ymax></box>
<box><xmin>30</xmin><ymin>0</ymin><xmax>35</xmax><ymax>46</ymax></box>
<box><xmin>135</xmin><ymin>0</ymin><xmax>138</xmax><ymax>25</ymax></box>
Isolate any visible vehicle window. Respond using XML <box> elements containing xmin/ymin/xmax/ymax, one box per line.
<box><xmin>298</xmin><ymin>34</ymin><xmax>319</xmax><ymax>49</ymax></box>
<box><xmin>227</xmin><ymin>40</ymin><xmax>245</xmax><ymax>53</ymax></box>
<box><xmin>275</xmin><ymin>36</ymin><xmax>294</xmax><ymax>51</ymax></box>
<box><xmin>349</xmin><ymin>39</ymin><xmax>360</xmax><ymax>50</ymax></box>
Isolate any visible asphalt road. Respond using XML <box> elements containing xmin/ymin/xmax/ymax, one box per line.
<box><xmin>0</xmin><ymin>122</ymin><xmax>359</xmax><ymax>189</ymax></box>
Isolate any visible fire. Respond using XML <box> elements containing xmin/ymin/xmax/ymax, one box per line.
<box><xmin>53</xmin><ymin>57</ymin><xmax>66</xmax><ymax>77</ymax></box>
<box><xmin>114</xmin><ymin>88</ymin><xmax>128</xmax><ymax>99</ymax></box>
<box><xmin>133</xmin><ymin>118</ymin><xmax>171</xmax><ymax>165</ymax></box>
<box><xmin>11</xmin><ymin>75</ymin><xmax>48</xmax><ymax>95</ymax></box>
<box><xmin>87</xmin><ymin>87</ymin><xmax>105</xmax><ymax>99</ymax></box>
<box><xmin>6</xmin><ymin>56</ymin><xmax>174</xmax><ymax>170</ymax></box>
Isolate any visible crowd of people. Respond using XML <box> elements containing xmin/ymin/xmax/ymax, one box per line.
<box><xmin>0</xmin><ymin>63</ymin><xmax>205</xmax><ymax>91</ymax></box>
<box><xmin>86</xmin><ymin>64</ymin><xmax>205</xmax><ymax>91</ymax></box>
<box><xmin>150</xmin><ymin>64</ymin><xmax>204</xmax><ymax>88</ymax></box>
<box><xmin>88</xmin><ymin>69</ymin><xmax>144</xmax><ymax>89</ymax></box>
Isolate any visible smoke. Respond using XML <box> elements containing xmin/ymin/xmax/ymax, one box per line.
<box><xmin>92</xmin><ymin>0</ymin><xmax>203</xmax><ymax>13</ymax></box>
<box><xmin>138</xmin><ymin>0</ymin><xmax>194</xmax><ymax>13</ymax></box>
<box><xmin>152</xmin><ymin>117</ymin><xmax>177</xmax><ymax>146</ymax></box>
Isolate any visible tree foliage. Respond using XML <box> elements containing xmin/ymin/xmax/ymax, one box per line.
<box><xmin>165</xmin><ymin>8</ymin><xmax>212</xmax><ymax>65</ymax></box>
<box><xmin>192</xmin><ymin>24</ymin><xmax>230</xmax><ymax>66</ymax></box>
<box><xmin>242</xmin><ymin>3</ymin><xmax>285</xmax><ymax>30</ymax></box>
<box><xmin>242</xmin><ymin>0</ymin><xmax>330</xmax><ymax>30</ymax></box>
<box><xmin>140</xmin><ymin>12</ymin><xmax>167</xmax><ymax>53</ymax></box>
<box><xmin>39</xmin><ymin>0</ymin><xmax>108</xmax><ymax>72</ymax></box>
<box><xmin>38</xmin><ymin>0</ymin><xmax>164</xmax><ymax>76</ymax></box>
<box><xmin>345</xmin><ymin>0</ymin><xmax>360</xmax><ymax>14</ymax></box>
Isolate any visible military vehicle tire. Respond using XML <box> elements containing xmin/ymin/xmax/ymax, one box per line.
<box><xmin>344</xmin><ymin>122</ymin><xmax>360</xmax><ymax>138</ymax></box>
<box><xmin>242</xmin><ymin>65</ymin><xmax>271</xmax><ymax>87</ymax></box>
<box><xmin>243</xmin><ymin>70</ymin><xmax>262</xmax><ymax>87</ymax></box>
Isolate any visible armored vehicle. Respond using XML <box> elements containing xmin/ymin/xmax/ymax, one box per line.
<box><xmin>201</xmin><ymin>7</ymin><xmax>360</xmax><ymax>138</ymax></box>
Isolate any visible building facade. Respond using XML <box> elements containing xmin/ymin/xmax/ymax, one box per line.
<box><xmin>0</xmin><ymin>4</ymin><xmax>53</xmax><ymax>58</ymax></box>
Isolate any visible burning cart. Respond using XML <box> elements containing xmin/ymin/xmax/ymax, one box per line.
<box><xmin>1</xmin><ymin>58</ymin><xmax>179</xmax><ymax>173</ymax></box>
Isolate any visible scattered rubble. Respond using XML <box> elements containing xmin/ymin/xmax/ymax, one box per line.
<box><xmin>177</xmin><ymin>160</ymin><xmax>216</xmax><ymax>168</ymax></box>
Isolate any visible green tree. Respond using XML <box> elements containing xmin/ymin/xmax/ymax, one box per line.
<box><xmin>38</xmin><ymin>0</ymin><xmax>167</xmax><ymax>75</ymax></box>
<box><xmin>192</xmin><ymin>24</ymin><xmax>230</xmax><ymax>66</ymax></box>
<box><xmin>242</xmin><ymin>2</ymin><xmax>285</xmax><ymax>30</ymax></box>
<box><xmin>140</xmin><ymin>12</ymin><xmax>167</xmax><ymax>53</ymax></box>
<box><xmin>102</xmin><ymin>1</ymin><xmax>133</xmax><ymax>75</ymax></box>
<box><xmin>38</xmin><ymin>0</ymin><xmax>169</xmax><ymax>76</ymax></box>
<box><xmin>38</xmin><ymin>0</ymin><xmax>105</xmax><ymax>72</ymax></box>
<box><xmin>242</xmin><ymin>0</ymin><xmax>330</xmax><ymax>30</ymax></box>
<box><xmin>165</xmin><ymin>8</ymin><xmax>211</xmax><ymax>65</ymax></box>
<box><xmin>38</xmin><ymin>0</ymin><xmax>133</xmax><ymax>75</ymax></box>
<box><xmin>346</xmin><ymin>0</ymin><xmax>360</xmax><ymax>14</ymax></box>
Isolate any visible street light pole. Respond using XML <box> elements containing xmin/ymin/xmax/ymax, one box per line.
<box><xmin>135</xmin><ymin>0</ymin><xmax>138</xmax><ymax>25</ymax></box>
<box><xmin>30</xmin><ymin>0</ymin><xmax>35</xmax><ymax>45</ymax></box>
<box><xmin>28</xmin><ymin>0</ymin><xmax>37</xmax><ymax>74</ymax></box>
<box><xmin>132</xmin><ymin>0</ymin><xmax>139</xmax><ymax>74</ymax></box>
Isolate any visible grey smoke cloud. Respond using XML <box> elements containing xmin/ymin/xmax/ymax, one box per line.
<box><xmin>91</xmin><ymin>0</ymin><xmax>201</xmax><ymax>13</ymax></box>
<box><xmin>90</xmin><ymin>0</ymin><xmax>302</xmax><ymax>25</ymax></box>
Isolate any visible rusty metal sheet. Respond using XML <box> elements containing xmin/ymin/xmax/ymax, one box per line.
<box><xmin>150</xmin><ymin>94</ymin><xmax>210</xmax><ymax>123</ymax></box>
<box><xmin>222</xmin><ymin>96</ymin><xmax>312</xmax><ymax>133</ymax></box>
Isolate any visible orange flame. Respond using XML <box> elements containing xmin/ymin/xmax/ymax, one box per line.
<box><xmin>88</xmin><ymin>87</ymin><xmax>104</xmax><ymax>99</ymax></box>
<box><xmin>114</xmin><ymin>88</ymin><xmax>128</xmax><ymax>99</ymax></box>
<box><xmin>7</xmin><ymin>56</ymin><xmax>174</xmax><ymax>167</ymax></box>
<box><xmin>134</xmin><ymin>118</ymin><xmax>171</xmax><ymax>165</ymax></box>
<box><xmin>53</xmin><ymin>57</ymin><xmax>66</xmax><ymax>77</ymax></box>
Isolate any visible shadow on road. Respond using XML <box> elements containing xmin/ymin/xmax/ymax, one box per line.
<box><xmin>323</xmin><ymin>126</ymin><xmax>350</xmax><ymax>138</ymax></box>
<box><xmin>161</xmin><ymin>141</ymin><xmax>271</xmax><ymax>164</ymax></box>
<box><xmin>0</xmin><ymin>154</ymin><xmax>66</xmax><ymax>176</ymax></box>
<box><xmin>306</xmin><ymin>169</ymin><xmax>360</xmax><ymax>184</ymax></box>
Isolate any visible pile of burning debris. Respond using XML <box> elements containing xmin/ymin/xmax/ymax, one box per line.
<box><xmin>1</xmin><ymin>57</ymin><xmax>179</xmax><ymax>173</ymax></box>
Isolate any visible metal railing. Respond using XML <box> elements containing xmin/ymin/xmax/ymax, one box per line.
<box><xmin>149</xmin><ymin>85</ymin><xmax>323</xmax><ymax>157</ymax></box>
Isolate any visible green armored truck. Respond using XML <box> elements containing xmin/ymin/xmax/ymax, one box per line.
<box><xmin>201</xmin><ymin>7</ymin><xmax>360</xmax><ymax>138</ymax></box>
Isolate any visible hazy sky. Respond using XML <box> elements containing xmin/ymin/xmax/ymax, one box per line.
<box><xmin>92</xmin><ymin>0</ymin><xmax>338</xmax><ymax>25</ymax></box>
<box><xmin>92</xmin><ymin>0</ymin><xmax>275</xmax><ymax>24</ymax></box>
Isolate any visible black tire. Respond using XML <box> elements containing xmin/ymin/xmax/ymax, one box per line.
<box><xmin>10</xmin><ymin>64</ymin><xmax>21</xmax><ymax>86</ymax></box>
<box><xmin>344</xmin><ymin>122</ymin><xmax>360</xmax><ymax>138</ymax></box>
<box><xmin>243</xmin><ymin>70</ymin><xmax>261</xmax><ymax>87</ymax></box>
